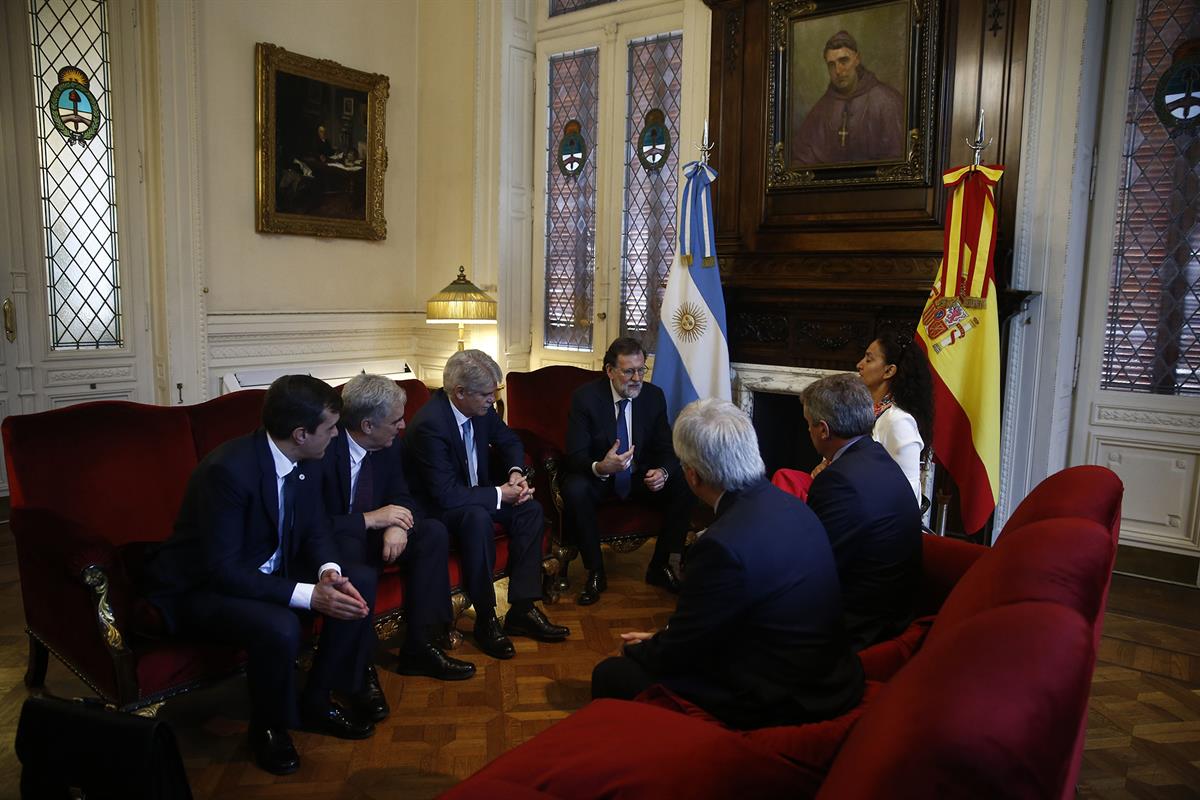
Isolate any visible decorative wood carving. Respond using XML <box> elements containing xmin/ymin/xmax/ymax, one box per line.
<box><xmin>704</xmin><ymin>0</ymin><xmax>1031</xmax><ymax>370</ymax></box>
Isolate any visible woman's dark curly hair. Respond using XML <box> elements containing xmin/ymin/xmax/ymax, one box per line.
<box><xmin>874</xmin><ymin>327</ymin><xmax>934</xmax><ymax>455</ymax></box>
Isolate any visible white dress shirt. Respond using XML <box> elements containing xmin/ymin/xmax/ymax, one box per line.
<box><xmin>346</xmin><ymin>432</ymin><xmax>369</xmax><ymax>513</ymax></box>
<box><xmin>261</xmin><ymin>436</ymin><xmax>340</xmax><ymax>609</ymax></box>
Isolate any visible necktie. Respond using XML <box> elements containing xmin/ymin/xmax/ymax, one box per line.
<box><xmin>352</xmin><ymin>453</ymin><xmax>374</xmax><ymax>514</ymax></box>
<box><xmin>615</xmin><ymin>398</ymin><xmax>631</xmax><ymax>499</ymax></box>
<box><xmin>279</xmin><ymin>467</ymin><xmax>299</xmax><ymax>577</ymax></box>
<box><xmin>462</xmin><ymin>419</ymin><xmax>478</xmax><ymax>487</ymax></box>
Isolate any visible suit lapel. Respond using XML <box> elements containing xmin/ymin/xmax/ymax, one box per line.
<box><xmin>335</xmin><ymin>431</ymin><xmax>353</xmax><ymax>511</ymax></box>
<box><xmin>255</xmin><ymin>431</ymin><xmax>280</xmax><ymax>534</ymax></box>
<box><xmin>597</xmin><ymin>380</ymin><xmax>618</xmax><ymax>443</ymax></box>
<box><xmin>440</xmin><ymin>391</ymin><xmax>471</xmax><ymax>484</ymax></box>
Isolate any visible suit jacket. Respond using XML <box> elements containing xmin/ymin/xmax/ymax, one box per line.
<box><xmin>626</xmin><ymin>479</ymin><xmax>863</xmax><ymax>729</ymax></box>
<box><xmin>806</xmin><ymin>436</ymin><xmax>923</xmax><ymax>650</ymax></box>
<box><xmin>404</xmin><ymin>389</ymin><xmax>525</xmax><ymax>512</ymax></box>
<box><xmin>320</xmin><ymin>427</ymin><xmax>422</xmax><ymax>538</ymax></box>
<box><xmin>565</xmin><ymin>378</ymin><xmax>680</xmax><ymax>479</ymax></box>
<box><xmin>145</xmin><ymin>430</ymin><xmax>338</xmax><ymax>629</ymax></box>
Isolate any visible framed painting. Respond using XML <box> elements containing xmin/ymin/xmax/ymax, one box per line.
<box><xmin>255</xmin><ymin>43</ymin><xmax>389</xmax><ymax>239</ymax></box>
<box><xmin>766</xmin><ymin>0</ymin><xmax>938</xmax><ymax>190</ymax></box>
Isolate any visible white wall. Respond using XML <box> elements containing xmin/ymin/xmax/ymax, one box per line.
<box><xmin>196</xmin><ymin>0</ymin><xmax>420</xmax><ymax>313</ymax></box>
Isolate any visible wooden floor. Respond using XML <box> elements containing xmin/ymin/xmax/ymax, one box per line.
<box><xmin>0</xmin><ymin>523</ymin><xmax>1196</xmax><ymax>799</ymax></box>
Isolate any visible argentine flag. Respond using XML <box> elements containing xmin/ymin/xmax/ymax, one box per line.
<box><xmin>653</xmin><ymin>161</ymin><xmax>732</xmax><ymax>421</ymax></box>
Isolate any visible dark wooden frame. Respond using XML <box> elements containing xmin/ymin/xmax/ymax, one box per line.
<box><xmin>767</xmin><ymin>0</ymin><xmax>939</xmax><ymax>190</ymax></box>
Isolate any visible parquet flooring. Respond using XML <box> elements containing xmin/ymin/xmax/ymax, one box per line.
<box><xmin>0</xmin><ymin>521</ymin><xmax>1196</xmax><ymax>799</ymax></box>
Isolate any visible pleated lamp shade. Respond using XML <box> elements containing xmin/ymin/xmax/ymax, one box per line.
<box><xmin>426</xmin><ymin>266</ymin><xmax>497</xmax><ymax>351</ymax></box>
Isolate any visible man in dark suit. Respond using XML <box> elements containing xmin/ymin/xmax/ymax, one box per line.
<box><xmin>802</xmin><ymin>373</ymin><xmax>923</xmax><ymax>651</ymax></box>
<box><xmin>144</xmin><ymin>375</ymin><xmax>381</xmax><ymax>776</ymax></box>
<box><xmin>404</xmin><ymin>349</ymin><xmax>568</xmax><ymax>660</ymax></box>
<box><xmin>563</xmin><ymin>337</ymin><xmax>695</xmax><ymax>605</ymax></box>
<box><xmin>591</xmin><ymin>398</ymin><xmax>863</xmax><ymax>728</ymax></box>
<box><xmin>320</xmin><ymin>373</ymin><xmax>474</xmax><ymax>681</ymax></box>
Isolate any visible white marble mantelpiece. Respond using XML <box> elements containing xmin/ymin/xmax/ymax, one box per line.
<box><xmin>731</xmin><ymin>362</ymin><xmax>847</xmax><ymax>416</ymax></box>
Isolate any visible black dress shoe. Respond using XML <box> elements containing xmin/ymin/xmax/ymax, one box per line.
<box><xmin>503</xmin><ymin>605</ymin><xmax>570</xmax><ymax>641</ymax></box>
<box><xmin>300</xmin><ymin>699</ymin><xmax>375</xmax><ymax>740</ymax></box>
<box><xmin>249</xmin><ymin>724</ymin><xmax>299</xmax><ymax>775</ymax></box>
<box><xmin>577</xmin><ymin>569</ymin><xmax>607</xmax><ymax>606</ymax></box>
<box><xmin>349</xmin><ymin>665</ymin><xmax>390</xmax><ymax>723</ymax></box>
<box><xmin>645</xmin><ymin>563</ymin><xmax>681</xmax><ymax>593</ymax></box>
<box><xmin>473</xmin><ymin>613</ymin><xmax>515</xmax><ymax>660</ymax></box>
<box><xmin>397</xmin><ymin>643</ymin><xmax>477</xmax><ymax>681</ymax></box>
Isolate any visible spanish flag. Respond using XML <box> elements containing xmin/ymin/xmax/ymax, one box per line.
<box><xmin>916</xmin><ymin>164</ymin><xmax>1004</xmax><ymax>534</ymax></box>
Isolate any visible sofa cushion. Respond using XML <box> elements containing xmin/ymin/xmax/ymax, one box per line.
<box><xmin>926</xmin><ymin>518</ymin><xmax>1112</xmax><ymax>649</ymax></box>
<box><xmin>913</xmin><ymin>534</ymin><xmax>987</xmax><ymax>617</ymax></box>
<box><xmin>448</xmin><ymin>698</ymin><xmax>817</xmax><ymax>799</ymax></box>
<box><xmin>1001</xmin><ymin>464</ymin><xmax>1122</xmax><ymax>536</ymax></box>
<box><xmin>817</xmin><ymin>602</ymin><xmax>1093</xmax><ymax>799</ymax></box>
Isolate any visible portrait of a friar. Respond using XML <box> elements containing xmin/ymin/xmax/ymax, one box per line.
<box><xmin>790</xmin><ymin>30</ymin><xmax>906</xmax><ymax>167</ymax></box>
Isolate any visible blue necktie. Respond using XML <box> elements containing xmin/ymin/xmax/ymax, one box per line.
<box><xmin>615</xmin><ymin>399</ymin><xmax>631</xmax><ymax>499</ymax></box>
<box><xmin>462</xmin><ymin>419</ymin><xmax>478</xmax><ymax>487</ymax></box>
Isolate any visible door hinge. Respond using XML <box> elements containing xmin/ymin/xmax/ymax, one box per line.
<box><xmin>131</xmin><ymin>1</ymin><xmax>139</xmax><ymax>28</ymax></box>
<box><xmin>138</xmin><ymin>148</ymin><xmax>144</xmax><ymax>184</ymax></box>
<box><xmin>1072</xmin><ymin>335</ymin><xmax>1082</xmax><ymax>391</ymax></box>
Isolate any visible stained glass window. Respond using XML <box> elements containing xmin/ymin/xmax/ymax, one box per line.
<box><xmin>620</xmin><ymin>33</ymin><xmax>682</xmax><ymax>354</ymax></box>
<box><xmin>29</xmin><ymin>0</ymin><xmax>123</xmax><ymax>349</ymax></box>
<box><xmin>543</xmin><ymin>49</ymin><xmax>599</xmax><ymax>351</ymax></box>
<box><xmin>1102</xmin><ymin>0</ymin><xmax>1199</xmax><ymax>394</ymax></box>
<box><xmin>549</xmin><ymin>0</ymin><xmax>617</xmax><ymax>18</ymax></box>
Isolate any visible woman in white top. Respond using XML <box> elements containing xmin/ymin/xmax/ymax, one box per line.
<box><xmin>855</xmin><ymin>330</ymin><xmax>933</xmax><ymax>501</ymax></box>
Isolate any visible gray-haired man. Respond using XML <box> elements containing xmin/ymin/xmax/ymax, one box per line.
<box><xmin>591</xmin><ymin>398</ymin><xmax>862</xmax><ymax>729</ymax></box>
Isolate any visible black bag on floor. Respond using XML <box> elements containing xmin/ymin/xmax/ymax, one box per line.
<box><xmin>15</xmin><ymin>695</ymin><xmax>193</xmax><ymax>800</ymax></box>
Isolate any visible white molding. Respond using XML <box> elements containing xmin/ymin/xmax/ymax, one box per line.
<box><xmin>1093</xmin><ymin>404</ymin><xmax>1200</xmax><ymax>434</ymax></box>
<box><xmin>997</xmin><ymin>0</ymin><xmax>1105</xmax><ymax>531</ymax></box>
<box><xmin>155</xmin><ymin>0</ymin><xmax>208</xmax><ymax>404</ymax></box>
<box><xmin>204</xmin><ymin>311</ymin><xmax>463</xmax><ymax>395</ymax></box>
<box><xmin>46</xmin><ymin>366</ymin><xmax>137</xmax><ymax>386</ymax></box>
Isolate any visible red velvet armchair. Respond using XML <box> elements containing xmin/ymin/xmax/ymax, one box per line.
<box><xmin>3</xmin><ymin>391</ymin><xmax>267</xmax><ymax>711</ymax></box>
<box><xmin>505</xmin><ymin>365</ymin><xmax>665</xmax><ymax>596</ymax></box>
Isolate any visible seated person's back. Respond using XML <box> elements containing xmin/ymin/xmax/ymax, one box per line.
<box><xmin>591</xmin><ymin>398</ymin><xmax>863</xmax><ymax>729</ymax></box>
<box><xmin>802</xmin><ymin>373</ymin><xmax>923</xmax><ymax>650</ymax></box>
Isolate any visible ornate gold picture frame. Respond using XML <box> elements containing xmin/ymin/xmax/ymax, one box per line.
<box><xmin>766</xmin><ymin>0</ymin><xmax>937</xmax><ymax>191</ymax></box>
<box><xmin>255</xmin><ymin>43</ymin><xmax>388</xmax><ymax>239</ymax></box>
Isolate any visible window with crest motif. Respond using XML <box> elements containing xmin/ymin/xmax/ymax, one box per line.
<box><xmin>28</xmin><ymin>0</ymin><xmax>123</xmax><ymax>349</ymax></box>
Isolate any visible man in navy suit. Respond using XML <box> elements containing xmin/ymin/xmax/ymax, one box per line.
<box><xmin>404</xmin><ymin>349</ymin><xmax>568</xmax><ymax>660</ymax></box>
<box><xmin>563</xmin><ymin>337</ymin><xmax>695</xmax><ymax>605</ymax></box>
<box><xmin>802</xmin><ymin>373</ymin><xmax>923</xmax><ymax>651</ymax></box>
<box><xmin>320</xmin><ymin>373</ymin><xmax>474</xmax><ymax>682</ymax></box>
<box><xmin>590</xmin><ymin>398</ymin><xmax>863</xmax><ymax>728</ymax></box>
<box><xmin>145</xmin><ymin>375</ymin><xmax>380</xmax><ymax>776</ymax></box>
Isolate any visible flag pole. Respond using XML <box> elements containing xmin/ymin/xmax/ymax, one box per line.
<box><xmin>697</xmin><ymin>117</ymin><xmax>715</xmax><ymax>165</ymax></box>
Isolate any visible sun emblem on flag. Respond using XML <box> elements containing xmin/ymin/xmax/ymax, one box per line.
<box><xmin>672</xmin><ymin>302</ymin><xmax>707</xmax><ymax>343</ymax></box>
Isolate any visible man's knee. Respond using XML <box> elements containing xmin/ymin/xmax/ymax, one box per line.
<box><xmin>562</xmin><ymin>474</ymin><xmax>595</xmax><ymax>508</ymax></box>
<box><xmin>410</xmin><ymin>518</ymin><xmax>450</xmax><ymax>560</ymax></box>
<box><xmin>511</xmin><ymin>498</ymin><xmax>544</xmax><ymax>535</ymax></box>
<box><xmin>255</xmin><ymin>610</ymin><xmax>304</xmax><ymax>657</ymax></box>
<box><xmin>451</xmin><ymin>506</ymin><xmax>494</xmax><ymax>544</ymax></box>
<box><xmin>591</xmin><ymin>655</ymin><xmax>645</xmax><ymax>700</ymax></box>
<box><xmin>340</xmin><ymin>561</ymin><xmax>378</xmax><ymax>602</ymax></box>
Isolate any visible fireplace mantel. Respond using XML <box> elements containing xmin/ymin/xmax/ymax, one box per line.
<box><xmin>731</xmin><ymin>362</ymin><xmax>845</xmax><ymax>416</ymax></box>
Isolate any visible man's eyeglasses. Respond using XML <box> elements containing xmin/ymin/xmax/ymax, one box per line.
<box><xmin>616</xmin><ymin>368</ymin><xmax>647</xmax><ymax>379</ymax></box>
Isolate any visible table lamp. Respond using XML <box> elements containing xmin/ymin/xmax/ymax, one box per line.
<box><xmin>426</xmin><ymin>266</ymin><xmax>497</xmax><ymax>351</ymax></box>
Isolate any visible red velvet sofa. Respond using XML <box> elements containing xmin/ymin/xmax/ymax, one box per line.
<box><xmin>441</xmin><ymin>465</ymin><xmax>1122</xmax><ymax>799</ymax></box>
<box><xmin>3</xmin><ymin>380</ymin><xmax>557</xmax><ymax>711</ymax></box>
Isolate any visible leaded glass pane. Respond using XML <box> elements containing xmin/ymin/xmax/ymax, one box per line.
<box><xmin>620</xmin><ymin>32</ymin><xmax>682</xmax><ymax>355</ymax></box>
<box><xmin>29</xmin><ymin>0</ymin><xmax>123</xmax><ymax>349</ymax></box>
<box><xmin>544</xmin><ymin>49</ymin><xmax>599</xmax><ymax>351</ymax></box>
<box><xmin>549</xmin><ymin>0</ymin><xmax>617</xmax><ymax>18</ymax></box>
<box><xmin>1102</xmin><ymin>0</ymin><xmax>1199</xmax><ymax>394</ymax></box>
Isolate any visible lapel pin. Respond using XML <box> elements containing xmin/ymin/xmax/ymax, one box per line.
<box><xmin>298</xmin><ymin>473</ymin><xmax>306</xmax><ymax>481</ymax></box>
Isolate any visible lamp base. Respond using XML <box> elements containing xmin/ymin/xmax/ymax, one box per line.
<box><xmin>456</xmin><ymin>322</ymin><xmax>465</xmax><ymax>351</ymax></box>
